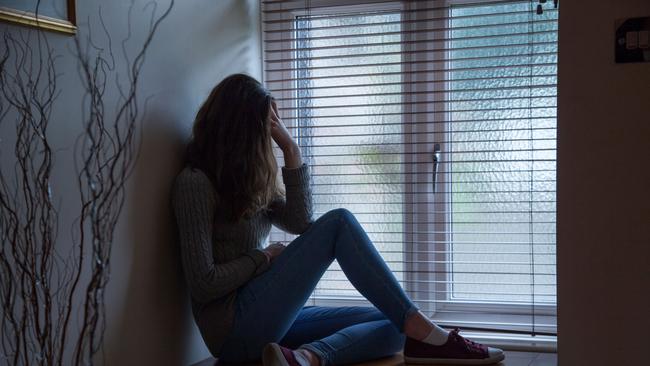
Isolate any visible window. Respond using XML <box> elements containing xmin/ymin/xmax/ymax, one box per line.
<box><xmin>262</xmin><ymin>0</ymin><xmax>557</xmax><ymax>347</ymax></box>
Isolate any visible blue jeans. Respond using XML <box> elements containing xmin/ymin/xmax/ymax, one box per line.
<box><xmin>218</xmin><ymin>208</ymin><xmax>419</xmax><ymax>365</ymax></box>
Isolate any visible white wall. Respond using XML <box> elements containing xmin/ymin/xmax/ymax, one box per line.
<box><xmin>0</xmin><ymin>1</ymin><xmax>261</xmax><ymax>365</ymax></box>
<box><xmin>557</xmin><ymin>1</ymin><xmax>650</xmax><ymax>365</ymax></box>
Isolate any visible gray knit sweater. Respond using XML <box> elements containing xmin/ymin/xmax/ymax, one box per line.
<box><xmin>171</xmin><ymin>163</ymin><xmax>313</xmax><ymax>356</ymax></box>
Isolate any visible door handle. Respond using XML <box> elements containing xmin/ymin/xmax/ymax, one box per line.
<box><xmin>432</xmin><ymin>143</ymin><xmax>441</xmax><ymax>194</ymax></box>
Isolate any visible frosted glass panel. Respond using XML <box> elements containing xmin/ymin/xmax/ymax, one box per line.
<box><xmin>448</xmin><ymin>2</ymin><xmax>557</xmax><ymax>304</ymax></box>
<box><xmin>295</xmin><ymin>12</ymin><xmax>404</xmax><ymax>300</ymax></box>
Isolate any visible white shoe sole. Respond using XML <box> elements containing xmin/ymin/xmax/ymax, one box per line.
<box><xmin>404</xmin><ymin>353</ymin><xmax>505</xmax><ymax>365</ymax></box>
<box><xmin>263</xmin><ymin>343</ymin><xmax>290</xmax><ymax>366</ymax></box>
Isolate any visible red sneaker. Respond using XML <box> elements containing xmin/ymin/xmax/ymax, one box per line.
<box><xmin>404</xmin><ymin>329</ymin><xmax>505</xmax><ymax>365</ymax></box>
<box><xmin>262</xmin><ymin>343</ymin><xmax>308</xmax><ymax>366</ymax></box>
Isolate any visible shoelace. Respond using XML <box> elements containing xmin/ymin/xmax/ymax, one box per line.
<box><xmin>451</xmin><ymin>329</ymin><xmax>484</xmax><ymax>354</ymax></box>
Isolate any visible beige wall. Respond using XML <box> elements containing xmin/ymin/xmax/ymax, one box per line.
<box><xmin>557</xmin><ymin>1</ymin><xmax>650</xmax><ymax>365</ymax></box>
<box><xmin>0</xmin><ymin>1</ymin><xmax>261</xmax><ymax>365</ymax></box>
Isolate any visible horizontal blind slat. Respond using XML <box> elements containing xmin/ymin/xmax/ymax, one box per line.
<box><xmin>275</xmin><ymin>95</ymin><xmax>557</xmax><ymax>110</ymax></box>
<box><xmin>264</xmin><ymin>30</ymin><xmax>558</xmax><ymax>53</ymax></box>
<box><xmin>266</xmin><ymin>70</ymin><xmax>557</xmax><ymax>84</ymax></box>
<box><xmin>265</xmin><ymin>43</ymin><xmax>557</xmax><ymax>63</ymax></box>
<box><xmin>266</xmin><ymin>60</ymin><xmax>556</xmax><ymax>75</ymax></box>
<box><xmin>264</xmin><ymin>19</ymin><xmax>557</xmax><ymax>43</ymax></box>
<box><xmin>278</xmin><ymin>107</ymin><xmax>556</xmax><ymax>121</ymax></box>
<box><xmin>263</xmin><ymin>3</ymin><xmax>556</xmax><ymax>26</ymax></box>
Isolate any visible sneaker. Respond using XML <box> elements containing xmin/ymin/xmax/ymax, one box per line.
<box><xmin>262</xmin><ymin>343</ymin><xmax>309</xmax><ymax>366</ymax></box>
<box><xmin>404</xmin><ymin>329</ymin><xmax>505</xmax><ymax>365</ymax></box>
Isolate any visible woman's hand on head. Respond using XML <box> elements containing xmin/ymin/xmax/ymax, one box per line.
<box><xmin>268</xmin><ymin>100</ymin><xmax>298</xmax><ymax>153</ymax></box>
<box><xmin>262</xmin><ymin>241</ymin><xmax>286</xmax><ymax>263</ymax></box>
<box><xmin>268</xmin><ymin>100</ymin><xmax>303</xmax><ymax>168</ymax></box>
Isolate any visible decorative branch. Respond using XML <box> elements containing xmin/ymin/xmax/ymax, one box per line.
<box><xmin>0</xmin><ymin>1</ymin><xmax>174</xmax><ymax>365</ymax></box>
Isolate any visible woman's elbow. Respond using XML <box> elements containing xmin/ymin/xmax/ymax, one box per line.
<box><xmin>288</xmin><ymin>217</ymin><xmax>314</xmax><ymax>235</ymax></box>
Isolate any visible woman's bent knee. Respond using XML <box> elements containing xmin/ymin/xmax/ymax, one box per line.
<box><xmin>305</xmin><ymin>208</ymin><xmax>353</xmax><ymax>234</ymax></box>
<box><xmin>308</xmin><ymin>208</ymin><xmax>353</xmax><ymax>229</ymax></box>
<box><xmin>320</xmin><ymin>207</ymin><xmax>355</xmax><ymax>223</ymax></box>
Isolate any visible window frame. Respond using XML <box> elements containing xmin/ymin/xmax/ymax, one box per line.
<box><xmin>261</xmin><ymin>0</ymin><xmax>558</xmax><ymax>346</ymax></box>
<box><xmin>429</xmin><ymin>0</ymin><xmax>557</xmax><ymax>329</ymax></box>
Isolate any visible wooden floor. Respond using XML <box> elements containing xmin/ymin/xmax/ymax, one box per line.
<box><xmin>192</xmin><ymin>351</ymin><xmax>557</xmax><ymax>366</ymax></box>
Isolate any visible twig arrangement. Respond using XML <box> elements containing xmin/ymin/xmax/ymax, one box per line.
<box><xmin>0</xmin><ymin>1</ymin><xmax>174</xmax><ymax>365</ymax></box>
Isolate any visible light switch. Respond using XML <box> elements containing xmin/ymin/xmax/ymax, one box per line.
<box><xmin>626</xmin><ymin>31</ymin><xmax>638</xmax><ymax>49</ymax></box>
<box><xmin>616</xmin><ymin>16</ymin><xmax>650</xmax><ymax>63</ymax></box>
<box><xmin>639</xmin><ymin>30</ymin><xmax>649</xmax><ymax>49</ymax></box>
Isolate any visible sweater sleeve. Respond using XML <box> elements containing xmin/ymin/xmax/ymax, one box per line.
<box><xmin>268</xmin><ymin>163</ymin><xmax>314</xmax><ymax>235</ymax></box>
<box><xmin>172</xmin><ymin>168</ymin><xmax>269</xmax><ymax>304</ymax></box>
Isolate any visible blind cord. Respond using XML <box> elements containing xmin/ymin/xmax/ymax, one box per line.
<box><xmin>529</xmin><ymin>0</ymin><xmax>537</xmax><ymax>338</ymax></box>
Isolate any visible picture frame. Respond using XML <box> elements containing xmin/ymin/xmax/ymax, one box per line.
<box><xmin>0</xmin><ymin>0</ymin><xmax>76</xmax><ymax>35</ymax></box>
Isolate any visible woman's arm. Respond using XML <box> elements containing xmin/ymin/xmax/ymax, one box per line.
<box><xmin>268</xmin><ymin>163</ymin><xmax>314</xmax><ymax>234</ymax></box>
<box><xmin>269</xmin><ymin>100</ymin><xmax>302</xmax><ymax>168</ymax></box>
<box><xmin>172</xmin><ymin>169</ymin><xmax>269</xmax><ymax>304</ymax></box>
<box><xmin>268</xmin><ymin>100</ymin><xmax>314</xmax><ymax>233</ymax></box>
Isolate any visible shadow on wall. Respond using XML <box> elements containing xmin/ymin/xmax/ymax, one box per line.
<box><xmin>106</xmin><ymin>109</ymin><xmax>192</xmax><ymax>365</ymax></box>
<box><xmin>97</xmin><ymin>0</ymin><xmax>262</xmax><ymax>363</ymax></box>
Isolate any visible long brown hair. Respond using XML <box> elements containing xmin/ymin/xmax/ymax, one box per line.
<box><xmin>186</xmin><ymin>74</ymin><xmax>282</xmax><ymax>221</ymax></box>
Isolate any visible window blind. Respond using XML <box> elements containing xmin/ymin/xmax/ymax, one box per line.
<box><xmin>263</xmin><ymin>0</ymin><xmax>557</xmax><ymax>346</ymax></box>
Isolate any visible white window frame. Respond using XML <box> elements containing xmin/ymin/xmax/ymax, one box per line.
<box><xmin>428</xmin><ymin>0</ymin><xmax>557</xmax><ymax>334</ymax></box>
<box><xmin>262</xmin><ymin>0</ymin><xmax>557</xmax><ymax>348</ymax></box>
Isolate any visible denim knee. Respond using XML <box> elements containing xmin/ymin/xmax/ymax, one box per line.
<box><xmin>309</xmin><ymin>208</ymin><xmax>352</xmax><ymax>234</ymax></box>
<box><xmin>321</xmin><ymin>207</ymin><xmax>355</xmax><ymax>223</ymax></box>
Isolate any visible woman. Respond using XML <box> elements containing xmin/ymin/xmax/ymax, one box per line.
<box><xmin>172</xmin><ymin>74</ymin><xmax>504</xmax><ymax>366</ymax></box>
